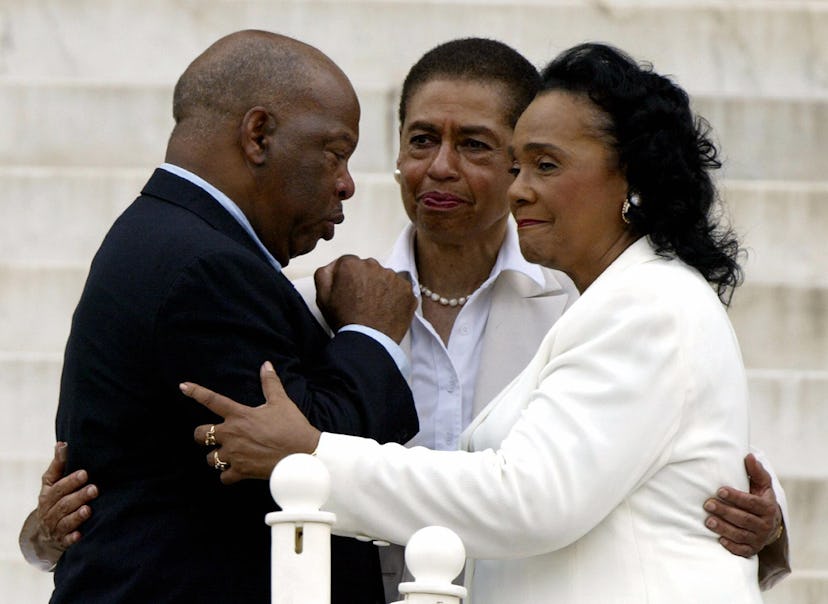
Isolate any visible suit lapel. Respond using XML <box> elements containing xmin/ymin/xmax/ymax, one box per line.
<box><xmin>140</xmin><ymin>168</ymin><xmax>270</xmax><ymax>266</ymax></box>
<box><xmin>471</xmin><ymin>269</ymin><xmax>574</xmax><ymax>418</ymax></box>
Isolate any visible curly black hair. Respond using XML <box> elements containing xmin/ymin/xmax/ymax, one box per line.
<box><xmin>399</xmin><ymin>38</ymin><xmax>541</xmax><ymax>129</ymax></box>
<box><xmin>540</xmin><ymin>43</ymin><xmax>743</xmax><ymax>305</ymax></box>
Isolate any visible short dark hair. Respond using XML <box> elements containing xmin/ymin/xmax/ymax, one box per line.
<box><xmin>540</xmin><ymin>42</ymin><xmax>742</xmax><ymax>304</ymax></box>
<box><xmin>398</xmin><ymin>38</ymin><xmax>541</xmax><ymax>128</ymax></box>
<box><xmin>172</xmin><ymin>30</ymin><xmax>344</xmax><ymax>131</ymax></box>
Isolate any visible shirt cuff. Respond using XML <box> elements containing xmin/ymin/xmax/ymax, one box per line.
<box><xmin>338</xmin><ymin>325</ymin><xmax>410</xmax><ymax>379</ymax></box>
<box><xmin>18</xmin><ymin>509</ymin><xmax>60</xmax><ymax>572</ymax></box>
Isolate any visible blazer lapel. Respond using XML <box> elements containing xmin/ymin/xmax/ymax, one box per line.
<box><xmin>471</xmin><ymin>269</ymin><xmax>575</xmax><ymax>418</ymax></box>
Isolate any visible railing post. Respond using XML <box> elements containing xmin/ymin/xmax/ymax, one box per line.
<box><xmin>394</xmin><ymin>526</ymin><xmax>468</xmax><ymax>604</ymax></box>
<box><xmin>266</xmin><ymin>453</ymin><xmax>336</xmax><ymax>604</ymax></box>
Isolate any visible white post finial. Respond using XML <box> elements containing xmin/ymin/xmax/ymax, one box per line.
<box><xmin>397</xmin><ymin>526</ymin><xmax>468</xmax><ymax>604</ymax></box>
<box><xmin>266</xmin><ymin>454</ymin><xmax>336</xmax><ymax>604</ymax></box>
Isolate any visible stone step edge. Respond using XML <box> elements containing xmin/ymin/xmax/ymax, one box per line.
<box><xmin>783</xmin><ymin>569</ymin><xmax>828</xmax><ymax>580</ymax></box>
<box><xmin>2</xmin><ymin>79</ymin><xmax>828</xmax><ymax>103</ymax></box>
<box><xmin>1</xmin><ymin>165</ymin><xmax>827</xmax><ymax>193</ymax></box>
<box><xmin>0</xmin><ymin>351</ymin><xmax>63</xmax><ymax>362</ymax></box>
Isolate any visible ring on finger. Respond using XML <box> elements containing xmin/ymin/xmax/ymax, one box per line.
<box><xmin>213</xmin><ymin>450</ymin><xmax>229</xmax><ymax>472</ymax></box>
<box><xmin>204</xmin><ymin>425</ymin><xmax>217</xmax><ymax>447</ymax></box>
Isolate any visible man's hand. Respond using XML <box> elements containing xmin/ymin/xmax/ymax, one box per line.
<box><xmin>184</xmin><ymin>361</ymin><xmax>321</xmax><ymax>484</ymax></box>
<box><xmin>704</xmin><ymin>453</ymin><xmax>783</xmax><ymax>557</ymax></box>
<box><xmin>314</xmin><ymin>255</ymin><xmax>416</xmax><ymax>342</ymax></box>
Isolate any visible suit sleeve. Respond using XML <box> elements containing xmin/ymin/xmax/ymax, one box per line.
<box><xmin>315</xmin><ymin>283</ymin><xmax>724</xmax><ymax>558</ymax></box>
<box><xmin>750</xmin><ymin>447</ymin><xmax>792</xmax><ymax>589</ymax></box>
<box><xmin>153</xmin><ymin>249</ymin><xmax>418</xmax><ymax>445</ymax></box>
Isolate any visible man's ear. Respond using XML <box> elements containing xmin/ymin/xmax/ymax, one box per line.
<box><xmin>240</xmin><ymin>106</ymin><xmax>275</xmax><ymax>165</ymax></box>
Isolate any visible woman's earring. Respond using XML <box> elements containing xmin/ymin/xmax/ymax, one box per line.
<box><xmin>394</xmin><ymin>168</ymin><xmax>402</xmax><ymax>184</ymax></box>
<box><xmin>622</xmin><ymin>191</ymin><xmax>640</xmax><ymax>224</ymax></box>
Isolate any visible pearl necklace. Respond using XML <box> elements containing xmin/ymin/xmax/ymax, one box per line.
<box><xmin>418</xmin><ymin>283</ymin><xmax>475</xmax><ymax>307</ymax></box>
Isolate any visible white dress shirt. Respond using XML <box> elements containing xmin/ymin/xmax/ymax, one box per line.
<box><xmin>384</xmin><ymin>223</ymin><xmax>544</xmax><ymax>451</ymax></box>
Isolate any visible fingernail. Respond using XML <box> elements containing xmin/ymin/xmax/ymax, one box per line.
<box><xmin>80</xmin><ymin>506</ymin><xmax>90</xmax><ymax>519</ymax></box>
<box><xmin>87</xmin><ymin>485</ymin><xmax>98</xmax><ymax>497</ymax></box>
<box><xmin>179</xmin><ymin>383</ymin><xmax>190</xmax><ymax>394</ymax></box>
<box><xmin>706</xmin><ymin>518</ymin><xmax>717</xmax><ymax>529</ymax></box>
<box><xmin>77</xmin><ymin>470</ymin><xmax>87</xmax><ymax>481</ymax></box>
<box><xmin>718</xmin><ymin>488</ymin><xmax>729</xmax><ymax>498</ymax></box>
<box><xmin>704</xmin><ymin>501</ymin><xmax>716</xmax><ymax>512</ymax></box>
<box><xmin>264</xmin><ymin>361</ymin><xmax>274</xmax><ymax>372</ymax></box>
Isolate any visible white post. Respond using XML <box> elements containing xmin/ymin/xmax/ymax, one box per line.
<box><xmin>396</xmin><ymin>526</ymin><xmax>468</xmax><ymax>604</ymax></box>
<box><xmin>266</xmin><ymin>453</ymin><xmax>336</xmax><ymax>604</ymax></box>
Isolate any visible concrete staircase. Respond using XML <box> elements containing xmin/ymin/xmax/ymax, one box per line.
<box><xmin>1</xmin><ymin>1</ymin><xmax>825</xmax><ymax>602</ymax></box>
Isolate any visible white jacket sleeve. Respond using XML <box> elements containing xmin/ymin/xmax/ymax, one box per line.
<box><xmin>315</xmin><ymin>281</ymin><xmax>698</xmax><ymax>559</ymax></box>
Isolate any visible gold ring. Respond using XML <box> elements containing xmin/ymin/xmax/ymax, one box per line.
<box><xmin>205</xmin><ymin>425</ymin><xmax>217</xmax><ymax>446</ymax></box>
<box><xmin>213</xmin><ymin>450</ymin><xmax>229</xmax><ymax>471</ymax></box>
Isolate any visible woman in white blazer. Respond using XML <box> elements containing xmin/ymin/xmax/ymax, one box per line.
<box><xmin>186</xmin><ymin>43</ymin><xmax>768</xmax><ymax>602</ymax></box>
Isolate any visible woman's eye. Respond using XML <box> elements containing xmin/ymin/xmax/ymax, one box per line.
<box><xmin>410</xmin><ymin>134</ymin><xmax>433</xmax><ymax>147</ymax></box>
<box><xmin>508</xmin><ymin>163</ymin><xmax>520</xmax><ymax>176</ymax></box>
<box><xmin>463</xmin><ymin>139</ymin><xmax>490</xmax><ymax>151</ymax></box>
<box><xmin>537</xmin><ymin>160</ymin><xmax>557</xmax><ymax>172</ymax></box>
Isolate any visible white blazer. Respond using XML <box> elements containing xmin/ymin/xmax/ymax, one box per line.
<box><xmin>315</xmin><ymin>238</ymin><xmax>764</xmax><ymax>603</ymax></box>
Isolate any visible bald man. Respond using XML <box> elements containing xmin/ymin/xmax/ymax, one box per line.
<box><xmin>40</xmin><ymin>30</ymin><xmax>418</xmax><ymax>603</ymax></box>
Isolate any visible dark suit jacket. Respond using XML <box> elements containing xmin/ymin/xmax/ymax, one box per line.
<box><xmin>51</xmin><ymin>169</ymin><xmax>418</xmax><ymax>604</ymax></box>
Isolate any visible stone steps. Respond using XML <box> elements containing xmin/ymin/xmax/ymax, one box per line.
<box><xmin>0</xmin><ymin>353</ymin><xmax>63</xmax><ymax>461</ymax></box>
<box><xmin>780</xmin><ymin>477</ymin><xmax>828</xmax><ymax>568</ymax></box>
<box><xmin>763</xmin><ymin>572</ymin><xmax>828</xmax><ymax>604</ymax></box>
<box><xmin>0</xmin><ymin>454</ymin><xmax>57</xmax><ymax>601</ymax></box>
<box><xmin>1</xmin><ymin>353</ymin><xmax>824</xmax><ymax>475</ymax></box>
<box><xmin>726</xmin><ymin>180</ymin><xmax>828</xmax><ymax>288</ymax></box>
<box><xmin>764</xmin><ymin>474</ymin><xmax>828</xmax><ymax>602</ymax></box>
<box><xmin>1</xmin><ymin>252</ymin><xmax>825</xmax><ymax>365</ymax></box>
<box><xmin>4</xmin><ymin>1</ymin><xmax>827</xmax><ymax>97</ymax></box>
<box><xmin>730</xmin><ymin>284</ymin><xmax>828</xmax><ymax>370</ymax></box>
<box><xmin>2</xmin><ymin>251</ymin><xmax>825</xmax><ymax>363</ymax></box>
<box><xmin>748</xmin><ymin>370</ymin><xmax>828</xmax><ymax>479</ymax></box>
<box><xmin>3</xmin><ymin>81</ymin><xmax>828</xmax><ymax>180</ymax></box>
<box><xmin>2</xmin><ymin>165</ymin><xmax>826</xmax><ymax>272</ymax></box>
<box><xmin>0</xmin><ymin>558</ymin><xmax>53</xmax><ymax>603</ymax></box>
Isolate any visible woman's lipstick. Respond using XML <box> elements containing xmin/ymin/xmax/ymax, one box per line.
<box><xmin>420</xmin><ymin>192</ymin><xmax>466</xmax><ymax>210</ymax></box>
<box><xmin>516</xmin><ymin>218</ymin><xmax>545</xmax><ymax>228</ymax></box>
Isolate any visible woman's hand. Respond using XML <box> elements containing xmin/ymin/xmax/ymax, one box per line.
<box><xmin>182</xmin><ymin>361</ymin><xmax>321</xmax><ymax>484</ymax></box>
<box><xmin>20</xmin><ymin>443</ymin><xmax>98</xmax><ymax>569</ymax></box>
